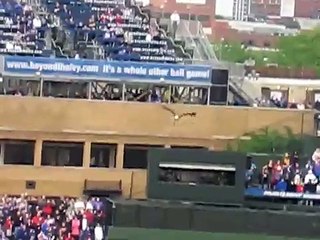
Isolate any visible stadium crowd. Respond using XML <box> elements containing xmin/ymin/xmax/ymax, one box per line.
<box><xmin>0</xmin><ymin>195</ymin><xmax>108</xmax><ymax>239</ymax></box>
<box><xmin>47</xmin><ymin>0</ymin><xmax>180</xmax><ymax>62</ymax></box>
<box><xmin>0</xmin><ymin>0</ymin><xmax>182</xmax><ymax>62</ymax></box>
<box><xmin>246</xmin><ymin>149</ymin><xmax>320</xmax><ymax>195</ymax></box>
<box><xmin>0</xmin><ymin>0</ymin><xmax>49</xmax><ymax>56</ymax></box>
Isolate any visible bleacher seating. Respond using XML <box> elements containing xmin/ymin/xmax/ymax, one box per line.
<box><xmin>45</xmin><ymin>0</ymin><xmax>187</xmax><ymax>62</ymax></box>
<box><xmin>0</xmin><ymin>0</ymin><xmax>191</xmax><ymax>63</ymax></box>
<box><xmin>0</xmin><ymin>0</ymin><xmax>51</xmax><ymax>56</ymax></box>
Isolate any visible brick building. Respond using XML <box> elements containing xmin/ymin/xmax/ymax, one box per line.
<box><xmin>149</xmin><ymin>0</ymin><xmax>215</xmax><ymax>27</ymax></box>
<box><xmin>294</xmin><ymin>0</ymin><xmax>320</xmax><ymax>18</ymax></box>
<box><xmin>250</xmin><ymin>0</ymin><xmax>281</xmax><ymax>17</ymax></box>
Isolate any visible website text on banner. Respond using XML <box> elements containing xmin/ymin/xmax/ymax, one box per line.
<box><xmin>4</xmin><ymin>56</ymin><xmax>212</xmax><ymax>83</ymax></box>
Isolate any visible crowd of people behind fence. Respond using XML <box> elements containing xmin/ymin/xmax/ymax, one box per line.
<box><xmin>0</xmin><ymin>194</ymin><xmax>108</xmax><ymax>240</ymax></box>
<box><xmin>246</xmin><ymin>149</ymin><xmax>320</xmax><ymax>195</ymax></box>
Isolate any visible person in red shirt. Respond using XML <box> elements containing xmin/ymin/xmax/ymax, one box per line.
<box><xmin>32</xmin><ymin>212</ymin><xmax>43</xmax><ymax>228</ymax></box>
<box><xmin>273</xmin><ymin>160</ymin><xmax>283</xmax><ymax>186</ymax></box>
<box><xmin>84</xmin><ymin>209</ymin><xmax>94</xmax><ymax>225</ymax></box>
<box><xmin>71</xmin><ymin>216</ymin><xmax>80</xmax><ymax>239</ymax></box>
<box><xmin>43</xmin><ymin>200</ymin><xmax>53</xmax><ymax>216</ymax></box>
<box><xmin>115</xmin><ymin>13</ymin><xmax>123</xmax><ymax>25</ymax></box>
<box><xmin>100</xmin><ymin>11</ymin><xmax>108</xmax><ymax>24</ymax></box>
<box><xmin>3</xmin><ymin>216</ymin><xmax>13</xmax><ymax>238</ymax></box>
<box><xmin>63</xmin><ymin>232</ymin><xmax>74</xmax><ymax>240</ymax></box>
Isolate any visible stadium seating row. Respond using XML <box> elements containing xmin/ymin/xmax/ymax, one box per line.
<box><xmin>0</xmin><ymin>0</ymin><xmax>185</xmax><ymax>63</ymax></box>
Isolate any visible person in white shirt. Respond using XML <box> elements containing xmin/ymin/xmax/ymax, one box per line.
<box><xmin>304</xmin><ymin>170</ymin><xmax>317</xmax><ymax>185</ymax></box>
<box><xmin>5</xmin><ymin>42</ymin><xmax>14</xmax><ymax>51</ymax></box>
<box><xmin>145</xmin><ymin>33</ymin><xmax>152</xmax><ymax>42</ymax></box>
<box><xmin>170</xmin><ymin>11</ymin><xmax>180</xmax><ymax>38</ymax></box>
<box><xmin>94</xmin><ymin>223</ymin><xmax>104</xmax><ymax>240</ymax></box>
<box><xmin>74</xmin><ymin>198</ymin><xmax>85</xmax><ymax>213</ymax></box>
<box><xmin>293</xmin><ymin>172</ymin><xmax>301</xmax><ymax>185</ymax></box>
<box><xmin>304</xmin><ymin>170</ymin><xmax>318</xmax><ymax>206</ymax></box>
<box><xmin>23</xmin><ymin>4</ymin><xmax>32</xmax><ymax>14</ymax></box>
<box><xmin>86</xmin><ymin>200</ymin><xmax>93</xmax><ymax>211</ymax></box>
<box><xmin>82</xmin><ymin>215</ymin><xmax>88</xmax><ymax>231</ymax></box>
<box><xmin>4</xmin><ymin>17</ymin><xmax>13</xmax><ymax>25</ymax></box>
<box><xmin>33</xmin><ymin>16</ymin><xmax>42</xmax><ymax>29</ymax></box>
<box><xmin>312</xmin><ymin>148</ymin><xmax>320</xmax><ymax>163</ymax></box>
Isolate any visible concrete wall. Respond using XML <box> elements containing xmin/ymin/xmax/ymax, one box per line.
<box><xmin>0</xmin><ymin>96</ymin><xmax>314</xmax><ymax>138</ymax></box>
<box><xmin>0</xmin><ymin>166</ymin><xmax>147</xmax><ymax>198</ymax></box>
<box><xmin>0</xmin><ymin>96</ymin><xmax>316</xmax><ymax>197</ymax></box>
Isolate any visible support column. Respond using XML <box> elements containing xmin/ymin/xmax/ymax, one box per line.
<box><xmin>83</xmin><ymin>141</ymin><xmax>91</xmax><ymax>168</ymax></box>
<box><xmin>109</xmin><ymin>146</ymin><xmax>116</xmax><ymax>168</ymax></box>
<box><xmin>116</xmin><ymin>143</ymin><xmax>124</xmax><ymax>169</ymax></box>
<box><xmin>34</xmin><ymin>139</ymin><xmax>43</xmax><ymax>167</ymax></box>
<box><xmin>0</xmin><ymin>142</ymin><xmax>5</xmax><ymax>165</ymax></box>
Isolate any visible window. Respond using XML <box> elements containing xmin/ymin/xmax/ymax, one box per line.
<box><xmin>171</xmin><ymin>146</ymin><xmax>206</xmax><ymax>149</ymax></box>
<box><xmin>269</xmin><ymin>0</ymin><xmax>280</xmax><ymax>4</ymax></box>
<box><xmin>123</xmin><ymin>144</ymin><xmax>164</xmax><ymax>169</ymax></box>
<box><xmin>43</xmin><ymin>81</ymin><xmax>88</xmax><ymax>98</ymax></box>
<box><xmin>41</xmin><ymin>141</ymin><xmax>84</xmax><ymax>167</ymax></box>
<box><xmin>264</xmin><ymin>41</ymin><xmax>271</xmax><ymax>48</ymax></box>
<box><xmin>90</xmin><ymin>143</ymin><xmax>117</xmax><ymax>168</ymax></box>
<box><xmin>0</xmin><ymin>140</ymin><xmax>35</xmax><ymax>165</ymax></box>
<box><xmin>158</xmin><ymin>162</ymin><xmax>236</xmax><ymax>186</ymax></box>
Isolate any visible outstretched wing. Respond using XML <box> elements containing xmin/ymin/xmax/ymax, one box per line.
<box><xmin>179</xmin><ymin>112</ymin><xmax>197</xmax><ymax>118</ymax></box>
<box><xmin>162</xmin><ymin>105</ymin><xmax>176</xmax><ymax>116</ymax></box>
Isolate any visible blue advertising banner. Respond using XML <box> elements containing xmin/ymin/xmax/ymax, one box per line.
<box><xmin>3</xmin><ymin>56</ymin><xmax>212</xmax><ymax>84</ymax></box>
<box><xmin>245</xmin><ymin>188</ymin><xmax>320</xmax><ymax>200</ymax></box>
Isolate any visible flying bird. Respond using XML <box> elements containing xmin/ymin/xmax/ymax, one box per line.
<box><xmin>161</xmin><ymin>105</ymin><xmax>196</xmax><ymax>124</ymax></box>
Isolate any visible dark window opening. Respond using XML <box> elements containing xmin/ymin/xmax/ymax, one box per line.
<box><xmin>247</xmin><ymin>40</ymin><xmax>255</xmax><ymax>46</ymax></box>
<box><xmin>264</xmin><ymin>41</ymin><xmax>271</xmax><ymax>47</ymax></box>
<box><xmin>90</xmin><ymin>143</ymin><xmax>117</xmax><ymax>168</ymax></box>
<box><xmin>123</xmin><ymin>144</ymin><xmax>163</xmax><ymax>169</ymax></box>
<box><xmin>158</xmin><ymin>162</ymin><xmax>236</xmax><ymax>186</ymax></box>
<box><xmin>43</xmin><ymin>81</ymin><xmax>88</xmax><ymax>99</ymax></box>
<box><xmin>171</xmin><ymin>146</ymin><xmax>206</xmax><ymax>149</ymax></box>
<box><xmin>198</xmin><ymin>15</ymin><xmax>210</xmax><ymax>22</ymax></box>
<box><xmin>41</xmin><ymin>141</ymin><xmax>84</xmax><ymax>167</ymax></box>
<box><xmin>1</xmin><ymin>139</ymin><xmax>35</xmax><ymax>165</ymax></box>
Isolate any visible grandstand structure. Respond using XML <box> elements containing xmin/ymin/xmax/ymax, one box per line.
<box><xmin>0</xmin><ymin>0</ymin><xmax>256</xmax><ymax>105</ymax></box>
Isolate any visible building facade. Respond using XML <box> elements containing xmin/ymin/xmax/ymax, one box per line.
<box><xmin>233</xmin><ymin>0</ymin><xmax>251</xmax><ymax>21</ymax></box>
<box><xmin>149</xmin><ymin>0</ymin><xmax>215</xmax><ymax>27</ymax></box>
<box><xmin>250</xmin><ymin>0</ymin><xmax>281</xmax><ymax>17</ymax></box>
<box><xmin>0</xmin><ymin>97</ymin><xmax>313</xmax><ymax>197</ymax></box>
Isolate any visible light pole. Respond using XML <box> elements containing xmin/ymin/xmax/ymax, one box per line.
<box><xmin>35</xmin><ymin>67</ymin><xmax>43</xmax><ymax>97</ymax></box>
<box><xmin>219</xmin><ymin>37</ymin><xmax>224</xmax><ymax>61</ymax></box>
<box><xmin>160</xmin><ymin>4</ymin><xmax>164</xmax><ymax>18</ymax></box>
<box><xmin>187</xmin><ymin>5</ymin><xmax>191</xmax><ymax>31</ymax></box>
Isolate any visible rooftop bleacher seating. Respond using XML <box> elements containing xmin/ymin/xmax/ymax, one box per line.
<box><xmin>0</xmin><ymin>0</ymin><xmax>52</xmax><ymax>56</ymax></box>
<box><xmin>45</xmin><ymin>0</ymin><xmax>190</xmax><ymax>62</ymax></box>
<box><xmin>0</xmin><ymin>0</ymin><xmax>192</xmax><ymax>62</ymax></box>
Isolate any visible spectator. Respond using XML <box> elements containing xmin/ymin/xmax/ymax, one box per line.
<box><xmin>170</xmin><ymin>10</ymin><xmax>180</xmax><ymax>38</ymax></box>
<box><xmin>273</xmin><ymin>160</ymin><xmax>283</xmax><ymax>184</ymax></box>
<box><xmin>304</xmin><ymin>170</ymin><xmax>317</xmax><ymax>191</ymax></box>
<box><xmin>71</xmin><ymin>216</ymin><xmax>80</xmax><ymax>239</ymax></box>
<box><xmin>312</xmin><ymin>148</ymin><xmax>320</xmax><ymax>162</ymax></box>
<box><xmin>275</xmin><ymin>178</ymin><xmax>287</xmax><ymax>192</ymax></box>
<box><xmin>94</xmin><ymin>223</ymin><xmax>104</xmax><ymax>240</ymax></box>
<box><xmin>262</xmin><ymin>160</ymin><xmax>274</xmax><ymax>190</ymax></box>
<box><xmin>0</xmin><ymin>195</ymin><xmax>107</xmax><ymax>240</ymax></box>
<box><xmin>33</xmin><ymin>16</ymin><xmax>42</xmax><ymax>29</ymax></box>
<box><xmin>283</xmin><ymin>153</ymin><xmax>290</xmax><ymax>167</ymax></box>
